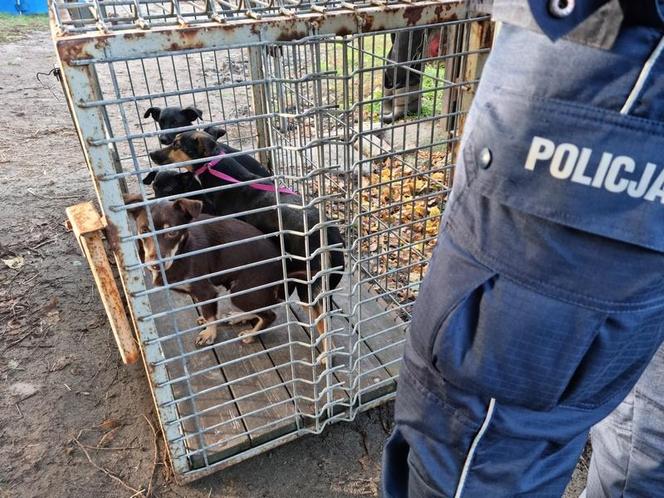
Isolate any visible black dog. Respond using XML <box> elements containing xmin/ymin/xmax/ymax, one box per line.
<box><xmin>144</xmin><ymin>105</ymin><xmax>271</xmax><ymax>178</ymax></box>
<box><xmin>144</xmin><ymin>106</ymin><xmax>204</xmax><ymax>145</ymax></box>
<box><xmin>140</xmin><ymin>169</ymin><xmax>215</xmax><ymax>214</ymax></box>
<box><xmin>149</xmin><ymin>131</ymin><xmax>345</xmax><ymax>363</ymax></box>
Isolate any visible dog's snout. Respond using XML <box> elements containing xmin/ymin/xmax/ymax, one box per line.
<box><xmin>149</xmin><ymin>149</ymin><xmax>167</xmax><ymax>164</ymax></box>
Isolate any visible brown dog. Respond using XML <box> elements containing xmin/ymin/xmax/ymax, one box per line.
<box><xmin>124</xmin><ymin>194</ymin><xmax>284</xmax><ymax>347</ymax></box>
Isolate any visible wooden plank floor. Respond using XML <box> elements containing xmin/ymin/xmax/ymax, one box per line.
<box><xmin>212</xmin><ymin>299</ymin><xmax>297</xmax><ymax>446</ymax></box>
<box><xmin>258</xmin><ymin>303</ymin><xmax>349</xmax><ymax>423</ymax></box>
<box><xmin>149</xmin><ymin>287</ymin><xmax>250</xmax><ymax>469</ymax></box>
<box><xmin>148</xmin><ymin>277</ymin><xmax>404</xmax><ymax>469</ymax></box>
<box><xmin>332</xmin><ymin>273</ymin><xmax>406</xmax><ymax>401</ymax></box>
<box><xmin>351</xmin><ymin>280</ymin><xmax>407</xmax><ymax>379</ymax></box>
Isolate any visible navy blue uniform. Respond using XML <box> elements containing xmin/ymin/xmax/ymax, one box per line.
<box><xmin>382</xmin><ymin>2</ymin><xmax>664</xmax><ymax>496</ymax></box>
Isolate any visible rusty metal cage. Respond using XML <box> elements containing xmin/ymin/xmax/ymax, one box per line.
<box><xmin>51</xmin><ymin>0</ymin><xmax>492</xmax><ymax>481</ymax></box>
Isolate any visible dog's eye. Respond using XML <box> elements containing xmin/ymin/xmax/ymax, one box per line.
<box><xmin>139</xmin><ymin>226</ymin><xmax>149</xmax><ymax>234</ymax></box>
<box><xmin>165</xmin><ymin>231</ymin><xmax>180</xmax><ymax>239</ymax></box>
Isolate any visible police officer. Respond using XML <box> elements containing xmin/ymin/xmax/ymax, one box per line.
<box><xmin>381</xmin><ymin>1</ymin><xmax>664</xmax><ymax>496</ymax></box>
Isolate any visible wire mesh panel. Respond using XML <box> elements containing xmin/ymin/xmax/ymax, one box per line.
<box><xmin>51</xmin><ymin>0</ymin><xmax>492</xmax><ymax>481</ymax></box>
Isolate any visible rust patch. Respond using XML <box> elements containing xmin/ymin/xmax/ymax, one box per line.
<box><xmin>433</xmin><ymin>4</ymin><xmax>458</xmax><ymax>22</ymax></box>
<box><xmin>94</xmin><ymin>37</ymin><xmax>109</xmax><ymax>50</ymax></box>
<box><xmin>479</xmin><ymin>21</ymin><xmax>494</xmax><ymax>47</ymax></box>
<box><xmin>57</xmin><ymin>39</ymin><xmax>92</xmax><ymax>65</ymax></box>
<box><xmin>360</xmin><ymin>13</ymin><xmax>373</xmax><ymax>31</ymax></box>
<box><xmin>179</xmin><ymin>28</ymin><xmax>202</xmax><ymax>40</ymax></box>
<box><xmin>403</xmin><ymin>5</ymin><xmax>425</xmax><ymax>26</ymax></box>
<box><xmin>335</xmin><ymin>26</ymin><xmax>353</xmax><ymax>37</ymax></box>
<box><xmin>124</xmin><ymin>31</ymin><xmax>146</xmax><ymax>39</ymax></box>
<box><xmin>167</xmin><ymin>41</ymin><xmax>204</xmax><ymax>52</ymax></box>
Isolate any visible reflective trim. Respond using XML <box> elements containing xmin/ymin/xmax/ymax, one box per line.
<box><xmin>453</xmin><ymin>398</ymin><xmax>497</xmax><ymax>498</ymax></box>
<box><xmin>621</xmin><ymin>36</ymin><xmax>664</xmax><ymax>115</ymax></box>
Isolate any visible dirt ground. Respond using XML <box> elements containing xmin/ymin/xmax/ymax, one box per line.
<box><xmin>0</xmin><ymin>25</ymin><xmax>587</xmax><ymax>498</ymax></box>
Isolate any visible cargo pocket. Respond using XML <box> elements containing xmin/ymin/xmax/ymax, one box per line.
<box><xmin>430</xmin><ymin>271</ymin><xmax>606</xmax><ymax>411</ymax></box>
<box><xmin>408</xmin><ymin>231</ymin><xmax>497</xmax><ymax>366</ymax></box>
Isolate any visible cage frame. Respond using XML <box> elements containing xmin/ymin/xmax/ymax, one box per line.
<box><xmin>51</xmin><ymin>0</ymin><xmax>492</xmax><ymax>482</ymax></box>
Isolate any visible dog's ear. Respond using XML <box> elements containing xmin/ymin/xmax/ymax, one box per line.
<box><xmin>195</xmin><ymin>132</ymin><xmax>218</xmax><ymax>158</ymax></box>
<box><xmin>143</xmin><ymin>171</ymin><xmax>157</xmax><ymax>185</ymax></box>
<box><xmin>182</xmin><ymin>106</ymin><xmax>203</xmax><ymax>123</ymax></box>
<box><xmin>173</xmin><ymin>198</ymin><xmax>203</xmax><ymax>220</ymax></box>
<box><xmin>123</xmin><ymin>194</ymin><xmax>145</xmax><ymax>219</ymax></box>
<box><xmin>204</xmin><ymin>126</ymin><xmax>227</xmax><ymax>141</ymax></box>
<box><xmin>144</xmin><ymin>107</ymin><xmax>161</xmax><ymax>120</ymax></box>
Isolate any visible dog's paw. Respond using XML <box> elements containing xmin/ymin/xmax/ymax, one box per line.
<box><xmin>195</xmin><ymin>328</ymin><xmax>216</xmax><ymax>347</ymax></box>
<box><xmin>316</xmin><ymin>351</ymin><xmax>331</xmax><ymax>369</ymax></box>
<box><xmin>238</xmin><ymin>330</ymin><xmax>256</xmax><ymax>344</ymax></box>
<box><xmin>223</xmin><ymin>313</ymin><xmax>252</xmax><ymax>326</ymax></box>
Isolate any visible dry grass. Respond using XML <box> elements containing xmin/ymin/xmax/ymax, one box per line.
<box><xmin>0</xmin><ymin>14</ymin><xmax>49</xmax><ymax>43</ymax></box>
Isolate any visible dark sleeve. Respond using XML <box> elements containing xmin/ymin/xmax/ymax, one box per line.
<box><xmin>491</xmin><ymin>0</ymin><xmax>664</xmax><ymax>49</ymax></box>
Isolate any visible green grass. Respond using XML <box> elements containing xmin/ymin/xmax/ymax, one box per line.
<box><xmin>367</xmin><ymin>64</ymin><xmax>446</xmax><ymax>120</ymax></box>
<box><xmin>0</xmin><ymin>13</ymin><xmax>49</xmax><ymax>43</ymax></box>
<box><xmin>322</xmin><ymin>34</ymin><xmax>446</xmax><ymax>122</ymax></box>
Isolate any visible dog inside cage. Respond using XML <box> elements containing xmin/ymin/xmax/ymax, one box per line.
<box><xmin>53</xmin><ymin>1</ymin><xmax>491</xmax><ymax>476</ymax></box>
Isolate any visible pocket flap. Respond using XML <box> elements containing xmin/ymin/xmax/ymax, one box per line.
<box><xmin>465</xmin><ymin>90</ymin><xmax>664</xmax><ymax>252</ymax></box>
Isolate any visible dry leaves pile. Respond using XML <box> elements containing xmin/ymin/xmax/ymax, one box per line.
<box><xmin>357</xmin><ymin>152</ymin><xmax>452</xmax><ymax>304</ymax></box>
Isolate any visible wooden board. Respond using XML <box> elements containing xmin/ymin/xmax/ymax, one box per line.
<box><xmin>333</xmin><ymin>273</ymin><xmax>406</xmax><ymax>381</ymax></box>
<box><xmin>287</xmin><ymin>296</ymin><xmax>394</xmax><ymax>406</ymax></box>
<box><xmin>259</xmin><ymin>303</ymin><xmax>348</xmax><ymax>424</ymax></box>
<box><xmin>212</xmin><ymin>301</ymin><xmax>297</xmax><ymax>446</ymax></box>
<box><xmin>149</xmin><ymin>287</ymin><xmax>250</xmax><ymax>469</ymax></box>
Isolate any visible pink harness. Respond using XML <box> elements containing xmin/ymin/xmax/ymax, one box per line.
<box><xmin>194</xmin><ymin>157</ymin><xmax>298</xmax><ymax>196</ymax></box>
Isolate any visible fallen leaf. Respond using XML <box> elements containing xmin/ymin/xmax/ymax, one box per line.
<box><xmin>431</xmin><ymin>171</ymin><xmax>446</xmax><ymax>183</ymax></box>
<box><xmin>428</xmin><ymin>206</ymin><xmax>442</xmax><ymax>218</ymax></box>
<box><xmin>2</xmin><ymin>256</ymin><xmax>24</xmax><ymax>270</ymax></box>
<box><xmin>49</xmin><ymin>356</ymin><xmax>70</xmax><ymax>372</ymax></box>
<box><xmin>100</xmin><ymin>418</ymin><xmax>123</xmax><ymax>431</ymax></box>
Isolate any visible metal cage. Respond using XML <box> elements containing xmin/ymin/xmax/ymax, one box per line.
<box><xmin>51</xmin><ymin>0</ymin><xmax>492</xmax><ymax>481</ymax></box>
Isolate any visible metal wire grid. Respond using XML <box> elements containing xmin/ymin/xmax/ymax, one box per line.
<box><xmin>264</xmin><ymin>21</ymin><xmax>483</xmax><ymax>296</ymax></box>
<box><xmin>52</xmin><ymin>0</ymin><xmax>441</xmax><ymax>34</ymax></box>
<box><xmin>264</xmin><ymin>17</ymin><xmax>488</xmax><ymax>404</ymax></box>
<box><xmin>53</xmin><ymin>2</ymin><xmax>490</xmax><ymax>478</ymax></box>
<box><xmin>89</xmin><ymin>44</ymin><xmax>350</xmax><ymax>470</ymax></box>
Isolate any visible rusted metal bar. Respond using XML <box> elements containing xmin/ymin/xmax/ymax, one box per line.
<box><xmin>54</xmin><ymin>1</ymin><xmax>468</xmax><ymax>65</ymax></box>
<box><xmin>446</xmin><ymin>16</ymin><xmax>492</xmax><ymax>169</ymax></box>
<box><xmin>54</xmin><ymin>55</ymin><xmax>190</xmax><ymax>475</ymax></box>
<box><xmin>66</xmin><ymin>202</ymin><xmax>140</xmax><ymax>364</ymax></box>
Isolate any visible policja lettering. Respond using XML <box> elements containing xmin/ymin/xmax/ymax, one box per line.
<box><xmin>524</xmin><ymin>136</ymin><xmax>664</xmax><ymax>202</ymax></box>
